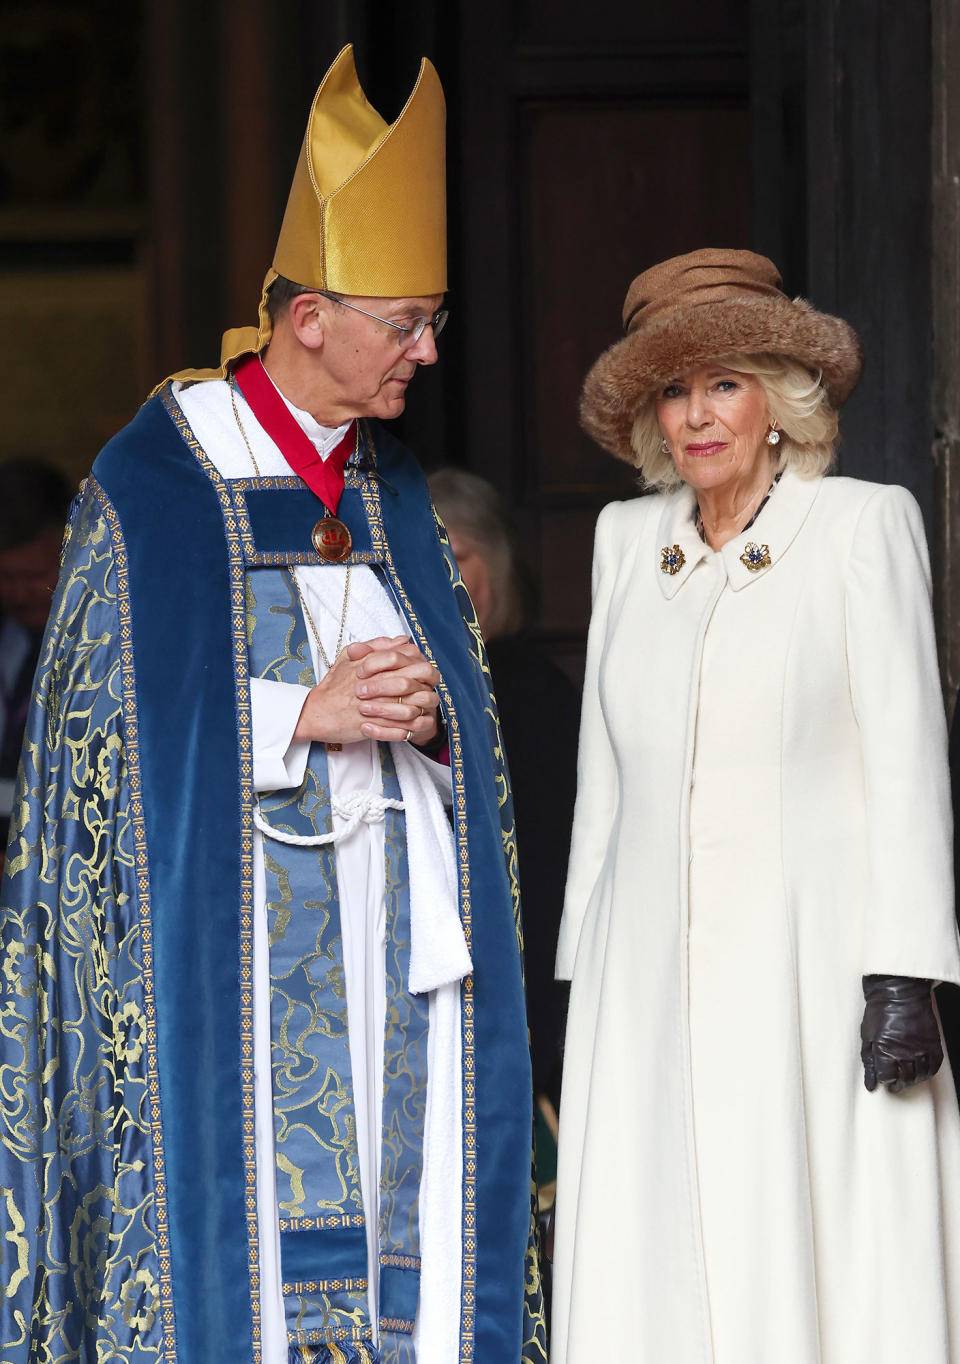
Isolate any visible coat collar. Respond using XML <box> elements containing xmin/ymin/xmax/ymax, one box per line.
<box><xmin>655</xmin><ymin>469</ymin><xmax>823</xmax><ymax>599</ymax></box>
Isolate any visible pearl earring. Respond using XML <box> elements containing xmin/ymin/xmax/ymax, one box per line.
<box><xmin>766</xmin><ymin>424</ymin><xmax>781</xmax><ymax>446</ymax></box>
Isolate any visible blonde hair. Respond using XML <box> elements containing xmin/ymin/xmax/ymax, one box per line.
<box><xmin>630</xmin><ymin>353</ymin><xmax>839</xmax><ymax>491</ymax></box>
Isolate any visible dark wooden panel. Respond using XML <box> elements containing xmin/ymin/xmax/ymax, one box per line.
<box><xmin>521</xmin><ymin>101</ymin><xmax>751</xmax><ymax>501</ymax></box>
<box><xmin>457</xmin><ymin>4</ymin><xmax>522</xmax><ymax>493</ymax></box>
<box><xmin>516</xmin><ymin>0</ymin><xmax>748</xmax><ymax>49</ymax></box>
<box><xmin>539</xmin><ymin>508</ymin><xmax>601</xmax><ymax>636</ymax></box>
<box><xmin>837</xmin><ymin>1</ymin><xmax>932</xmax><ymax>507</ymax></box>
<box><xmin>513</xmin><ymin>50</ymin><xmax>748</xmax><ymax>99</ymax></box>
<box><xmin>0</xmin><ymin>2</ymin><xmax>142</xmax><ymax>211</ymax></box>
<box><xmin>222</xmin><ymin>1</ymin><xmax>280</xmax><ymax>332</ymax></box>
<box><xmin>0</xmin><ymin>1</ymin><xmax>147</xmax><ymax>452</ymax></box>
<box><xmin>0</xmin><ymin>268</ymin><xmax>145</xmax><ymax>480</ymax></box>
<box><xmin>803</xmin><ymin>0</ymin><xmax>933</xmax><ymax>518</ymax></box>
<box><xmin>457</xmin><ymin>1</ymin><xmax>752</xmax><ymax>670</ymax></box>
<box><xmin>752</xmin><ymin>0</ymin><xmax>934</xmax><ymax>522</ymax></box>
<box><xmin>749</xmin><ymin>0</ymin><xmax>808</xmax><ymax>291</ymax></box>
<box><xmin>146</xmin><ymin>0</ymin><xmax>223</xmax><ymax>377</ymax></box>
<box><xmin>932</xmin><ymin>0</ymin><xmax>960</xmax><ymax>695</ymax></box>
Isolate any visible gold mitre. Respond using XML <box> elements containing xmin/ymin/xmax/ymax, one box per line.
<box><xmin>173</xmin><ymin>44</ymin><xmax>446</xmax><ymax>383</ymax></box>
<box><xmin>274</xmin><ymin>44</ymin><xmax>446</xmax><ymax>296</ymax></box>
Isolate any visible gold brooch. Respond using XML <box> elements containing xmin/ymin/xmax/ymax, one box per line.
<box><xmin>660</xmin><ymin>545</ymin><xmax>685</xmax><ymax>575</ymax></box>
<box><xmin>740</xmin><ymin>542</ymin><xmax>771</xmax><ymax>572</ymax></box>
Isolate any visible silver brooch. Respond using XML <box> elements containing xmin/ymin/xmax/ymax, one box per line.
<box><xmin>740</xmin><ymin>542</ymin><xmax>771</xmax><ymax>572</ymax></box>
<box><xmin>660</xmin><ymin>545</ymin><xmax>686</xmax><ymax>575</ymax></box>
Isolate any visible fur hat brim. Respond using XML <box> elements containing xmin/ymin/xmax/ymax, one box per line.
<box><xmin>580</xmin><ymin>293</ymin><xmax>863</xmax><ymax>463</ymax></box>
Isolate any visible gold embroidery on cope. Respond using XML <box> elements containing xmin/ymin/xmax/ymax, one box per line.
<box><xmin>380</xmin><ymin>1252</ymin><xmax>422</xmax><ymax>1270</ymax></box>
<box><xmin>98</xmin><ymin>478</ymin><xmax>179</xmax><ymax>1364</ymax></box>
<box><xmin>159</xmin><ymin>388</ymin><xmax>262</xmax><ymax>1361</ymax></box>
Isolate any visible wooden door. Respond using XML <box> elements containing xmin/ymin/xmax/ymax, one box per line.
<box><xmin>455</xmin><ymin>1</ymin><xmax>751</xmax><ymax>675</ymax></box>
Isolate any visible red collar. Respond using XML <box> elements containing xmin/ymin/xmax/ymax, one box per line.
<box><xmin>232</xmin><ymin>353</ymin><xmax>355</xmax><ymax>513</ymax></box>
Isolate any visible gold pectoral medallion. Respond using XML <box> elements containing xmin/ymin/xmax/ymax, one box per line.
<box><xmin>312</xmin><ymin>517</ymin><xmax>352</xmax><ymax>562</ymax></box>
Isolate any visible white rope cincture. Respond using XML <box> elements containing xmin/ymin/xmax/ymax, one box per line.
<box><xmin>253</xmin><ymin>788</ymin><xmax>405</xmax><ymax>847</ymax></box>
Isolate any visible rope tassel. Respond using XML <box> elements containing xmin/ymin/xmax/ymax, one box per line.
<box><xmin>288</xmin><ymin>1345</ymin><xmax>380</xmax><ymax>1364</ymax></box>
<box><xmin>255</xmin><ymin>789</ymin><xmax>405</xmax><ymax>846</ymax></box>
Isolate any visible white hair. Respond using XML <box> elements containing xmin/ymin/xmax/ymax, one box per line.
<box><xmin>629</xmin><ymin>353</ymin><xmax>840</xmax><ymax>492</ymax></box>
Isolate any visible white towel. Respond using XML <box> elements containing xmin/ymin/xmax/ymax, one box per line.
<box><xmin>392</xmin><ymin>740</ymin><xmax>473</xmax><ymax>993</ymax></box>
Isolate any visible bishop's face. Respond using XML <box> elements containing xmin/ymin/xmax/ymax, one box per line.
<box><xmin>315</xmin><ymin>293</ymin><xmax>444</xmax><ymax>421</ymax></box>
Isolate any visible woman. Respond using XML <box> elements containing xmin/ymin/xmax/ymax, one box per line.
<box><xmin>552</xmin><ymin>249</ymin><xmax>960</xmax><ymax>1364</ymax></box>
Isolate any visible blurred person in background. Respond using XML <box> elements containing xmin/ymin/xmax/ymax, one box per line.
<box><xmin>427</xmin><ymin>468</ymin><xmax>577</xmax><ymax>1214</ymax></box>
<box><xmin>0</xmin><ymin>457</ymin><xmax>72</xmax><ymax>850</ymax></box>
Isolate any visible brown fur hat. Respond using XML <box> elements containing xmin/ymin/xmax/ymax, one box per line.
<box><xmin>580</xmin><ymin>248</ymin><xmax>863</xmax><ymax>463</ymax></box>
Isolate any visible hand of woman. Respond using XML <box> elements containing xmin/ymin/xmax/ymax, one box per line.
<box><xmin>860</xmin><ymin>974</ymin><xmax>944</xmax><ymax>1093</ymax></box>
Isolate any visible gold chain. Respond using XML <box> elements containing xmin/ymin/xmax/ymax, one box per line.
<box><xmin>229</xmin><ymin>375</ymin><xmax>263</xmax><ymax>476</ymax></box>
<box><xmin>230</xmin><ymin>374</ymin><xmax>351</xmax><ymax>673</ymax></box>
<box><xmin>294</xmin><ymin>567</ymin><xmax>351</xmax><ymax>672</ymax></box>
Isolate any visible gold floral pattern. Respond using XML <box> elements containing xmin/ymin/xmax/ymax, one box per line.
<box><xmin>119</xmin><ymin>1269</ymin><xmax>160</xmax><ymax>1333</ymax></box>
<box><xmin>112</xmin><ymin>999</ymin><xmax>147</xmax><ymax>1065</ymax></box>
<box><xmin>0</xmin><ymin>486</ymin><xmax>164</xmax><ymax>1364</ymax></box>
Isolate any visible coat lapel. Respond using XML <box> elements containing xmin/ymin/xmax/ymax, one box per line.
<box><xmin>655</xmin><ymin>471</ymin><xmax>824</xmax><ymax>597</ymax></box>
<box><xmin>655</xmin><ymin>485</ymin><xmax>709</xmax><ymax>598</ymax></box>
<box><xmin>722</xmin><ymin>470</ymin><xmax>823</xmax><ymax>590</ymax></box>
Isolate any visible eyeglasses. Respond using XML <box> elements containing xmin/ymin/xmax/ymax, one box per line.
<box><xmin>318</xmin><ymin>291</ymin><xmax>449</xmax><ymax>349</ymax></box>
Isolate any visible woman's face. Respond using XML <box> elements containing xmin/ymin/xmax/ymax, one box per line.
<box><xmin>655</xmin><ymin>365</ymin><xmax>773</xmax><ymax>496</ymax></box>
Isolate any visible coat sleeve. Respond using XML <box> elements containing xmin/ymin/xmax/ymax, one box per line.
<box><xmin>845</xmin><ymin>483</ymin><xmax>960</xmax><ymax>983</ymax></box>
<box><xmin>0</xmin><ymin>484</ymin><xmax>162</xmax><ymax>1363</ymax></box>
<box><xmin>555</xmin><ymin>502</ymin><xmax>621</xmax><ymax>981</ymax></box>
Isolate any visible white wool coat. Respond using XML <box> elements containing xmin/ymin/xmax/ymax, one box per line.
<box><xmin>552</xmin><ymin>470</ymin><xmax>960</xmax><ymax>1364</ymax></box>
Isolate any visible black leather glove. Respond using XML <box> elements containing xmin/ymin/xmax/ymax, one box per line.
<box><xmin>860</xmin><ymin>974</ymin><xmax>943</xmax><ymax>1093</ymax></box>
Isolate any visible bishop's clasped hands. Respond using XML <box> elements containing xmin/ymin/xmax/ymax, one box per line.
<box><xmin>293</xmin><ymin>633</ymin><xmax>442</xmax><ymax>749</ymax></box>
